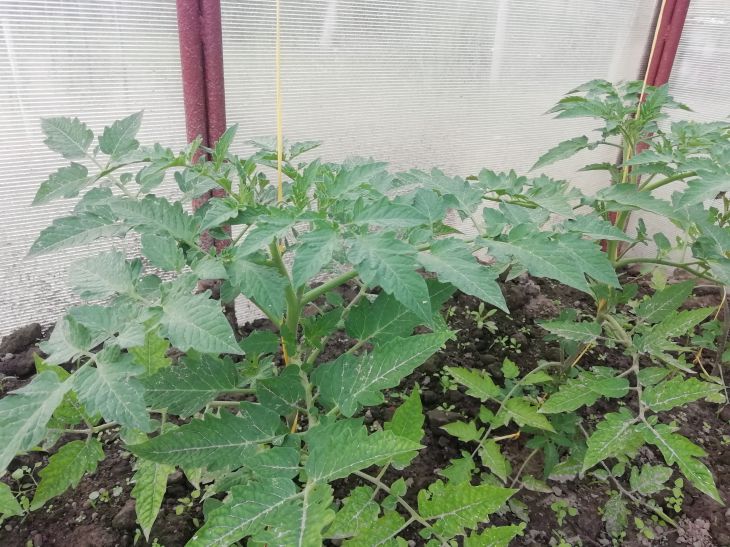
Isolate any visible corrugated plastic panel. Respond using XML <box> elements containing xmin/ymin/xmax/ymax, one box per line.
<box><xmin>221</xmin><ymin>0</ymin><xmax>658</xmax><ymax>178</ymax></box>
<box><xmin>669</xmin><ymin>0</ymin><xmax>730</xmax><ymax>122</ymax></box>
<box><xmin>0</xmin><ymin>1</ymin><xmax>187</xmax><ymax>336</ymax></box>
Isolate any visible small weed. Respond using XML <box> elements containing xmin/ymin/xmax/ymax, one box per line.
<box><xmin>468</xmin><ymin>303</ymin><xmax>498</xmax><ymax>333</ymax></box>
<box><xmin>550</xmin><ymin>499</ymin><xmax>578</xmax><ymax>526</ymax></box>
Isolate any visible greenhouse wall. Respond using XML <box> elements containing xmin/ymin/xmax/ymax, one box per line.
<box><xmin>1</xmin><ymin>0</ymin><xmax>727</xmax><ymax>336</ymax></box>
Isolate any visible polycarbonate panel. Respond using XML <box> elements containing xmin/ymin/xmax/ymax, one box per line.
<box><xmin>222</xmin><ymin>0</ymin><xmax>658</xmax><ymax>178</ymax></box>
<box><xmin>0</xmin><ymin>1</ymin><xmax>187</xmax><ymax>336</ymax></box>
<box><xmin>669</xmin><ymin>1</ymin><xmax>730</xmax><ymax>122</ymax></box>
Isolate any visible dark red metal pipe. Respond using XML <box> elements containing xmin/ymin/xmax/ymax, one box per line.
<box><xmin>176</xmin><ymin>0</ymin><xmax>229</xmax><ymax>250</ymax></box>
<box><xmin>644</xmin><ymin>0</ymin><xmax>691</xmax><ymax>87</ymax></box>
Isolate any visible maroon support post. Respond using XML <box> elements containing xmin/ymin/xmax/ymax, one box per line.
<box><xmin>644</xmin><ymin>0</ymin><xmax>691</xmax><ymax>88</ymax></box>
<box><xmin>176</xmin><ymin>0</ymin><xmax>229</xmax><ymax>250</ymax></box>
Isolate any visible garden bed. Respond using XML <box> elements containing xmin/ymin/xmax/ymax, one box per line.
<box><xmin>2</xmin><ymin>273</ymin><xmax>728</xmax><ymax>547</ymax></box>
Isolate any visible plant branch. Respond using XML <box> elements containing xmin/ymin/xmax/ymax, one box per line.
<box><xmin>57</xmin><ymin>421</ymin><xmax>119</xmax><ymax>436</ymax></box>
<box><xmin>580</xmin><ymin>423</ymin><xmax>677</xmax><ymax>527</ymax></box>
<box><xmin>471</xmin><ymin>361</ymin><xmax>560</xmax><ymax>458</ymax></box>
<box><xmin>302</xmin><ymin>271</ymin><xmax>359</xmax><ymax>304</ymax></box>
<box><xmin>354</xmin><ymin>471</ymin><xmax>449</xmax><ymax>545</ymax></box>
<box><xmin>641</xmin><ymin>171</ymin><xmax>696</xmax><ymax>192</ymax></box>
<box><xmin>613</xmin><ymin>257</ymin><xmax>716</xmax><ymax>283</ymax></box>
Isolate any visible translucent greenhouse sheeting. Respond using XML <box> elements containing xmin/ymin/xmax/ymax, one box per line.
<box><xmin>221</xmin><ymin>0</ymin><xmax>657</xmax><ymax>175</ymax></box>
<box><xmin>0</xmin><ymin>1</ymin><xmax>187</xmax><ymax>337</ymax></box>
<box><xmin>0</xmin><ymin>0</ymin><xmax>662</xmax><ymax>336</ymax></box>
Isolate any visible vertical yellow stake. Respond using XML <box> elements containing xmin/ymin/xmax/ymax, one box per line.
<box><xmin>274</xmin><ymin>1</ymin><xmax>296</xmax><ymax>434</ymax></box>
<box><xmin>275</xmin><ymin>0</ymin><xmax>284</xmax><ymax>204</ymax></box>
<box><xmin>275</xmin><ymin>0</ymin><xmax>291</xmax><ymax>366</ymax></box>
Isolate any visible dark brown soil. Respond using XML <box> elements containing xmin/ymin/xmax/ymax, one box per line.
<box><xmin>1</xmin><ymin>274</ymin><xmax>729</xmax><ymax>546</ymax></box>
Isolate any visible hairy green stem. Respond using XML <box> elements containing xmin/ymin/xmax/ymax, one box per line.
<box><xmin>510</xmin><ymin>448</ymin><xmax>539</xmax><ymax>489</ymax></box>
<box><xmin>641</xmin><ymin>171</ymin><xmax>695</xmax><ymax>192</ymax></box>
<box><xmin>57</xmin><ymin>421</ymin><xmax>119</xmax><ymax>436</ymax></box>
<box><xmin>613</xmin><ymin>257</ymin><xmax>716</xmax><ymax>283</ymax></box>
<box><xmin>302</xmin><ymin>271</ymin><xmax>359</xmax><ymax>304</ymax></box>
<box><xmin>269</xmin><ymin>241</ymin><xmax>302</xmax><ymax>357</ymax></box>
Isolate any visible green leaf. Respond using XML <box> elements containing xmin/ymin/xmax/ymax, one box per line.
<box><xmin>446</xmin><ymin>367</ymin><xmax>500</xmax><ymax>401</ymax></box>
<box><xmin>486</xmin><ymin>233</ymin><xmax>618</xmax><ymax>294</ymax></box>
<box><xmin>29</xmin><ymin>213</ymin><xmax>126</xmax><ymax>256</ymax></box>
<box><xmin>73</xmin><ymin>346</ymin><xmax>151</xmax><ymax>431</ymax></box>
<box><xmin>642</xmin><ymin>376</ymin><xmax>723</xmax><ymax>413</ymax></box>
<box><xmin>540</xmin><ymin>371</ymin><xmax>629</xmax><ymax>414</ymax></box>
<box><xmin>313</xmin><ymin>332</ymin><xmax>452</xmax><ymax>417</ymax></box>
<box><xmin>130</xmin><ymin>330</ymin><xmax>172</xmax><ymax>376</ymax></box>
<box><xmin>635</xmin><ymin>281</ymin><xmax>695</xmax><ymax>324</ymax></box>
<box><xmin>498</xmin><ymin>398</ymin><xmax>554</xmax><ymax>431</ymax></box>
<box><xmin>531</xmin><ymin>136</ymin><xmax>589</xmax><ymax>170</ymax></box>
<box><xmin>142</xmin><ymin>353</ymin><xmax>238</xmax><ymax>417</ymax></box>
<box><xmin>501</xmin><ymin>358</ymin><xmax>519</xmax><ymax>380</ymax></box>
<box><xmin>228</xmin><ymin>257</ymin><xmax>288</xmax><ymax>320</ymax></box>
<box><xmin>67</xmin><ymin>301</ymin><xmax>145</xmax><ymax>349</ymax></box>
<box><xmin>412</xmin><ymin>188</ymin><xmax>447</xmax><ymax>225</ymax></box>
<box><xmin>33</xmin><ymin>163</ymin><xmax>91</xmax><ymax>205</ymax></box>
<box><xmin>199</xmin><ymin>198</ymin><xmax>240</xmax><ymax>232</ymax></box>
<box><xmin>637</xmin><ymin>307</ymin><xmax>715</xmax><ymax>354</ymax></box>
<box><xmin>243</xmin><ymin>447</ymin><xmax>300</xmax><ymax>479</ymax></box>
<box><xmin>326</xmin><ymin>161</ymin><xmax>390</xmax><ymax>198</ymax></box>
<box><xmin>675</xmin><ymin>173</ymin><xmax>730</xmax><ymax>208</ymax></box>
<box><xmin>350</xmin><ymin>196</ymin><xmax>428</xmax><ymax>227</ymax></box>
<box><xmin>41</xmin><ymin>116</ymin><xmax>94</xmax><ymax>159</ymax></box>
<box><xmin>257</xmin><ymin>366</ymin><xmax>305</xmax><ymax>416</ymax></box>
<box><xmin>602</xmin><ymin>492</ymin><xmax>629</xmax><ymax>539</ymax></box>
<box><xmin>291</xmin><ymin>225</ymin><xmax>339</xmax><ymax>288</ymax></box>
<box><xmin>418</xmin><ymin>239</ymin><xmax>507</xmax><ymax>312</ymax></box>
<box><xmin>31</xmin><ymin>439</ymin><xmax>104</xmax><ymax>510</ymax></box>
<box><xmin>240</xmin><ymin>330</ymin><xmax>280</xmax><ymax>356</ymax></box>
<box><xmin>442</xmin><ymin>420</ymin><xmax>483</xmax><ymax>442</ymax></box>
<box><xmin>99</xmin><ymin>111</ymin><xmax>143</xmax><ymax>160</ymax></box>
<box><xmin>343</xmin><ymin>511</ymin><xmax>406</xmax><ymax>547</ymax></box>
<box><xmin>236</xmin><ymin>211</ymin><xmax>297</xmax><ymax>257</ymax></box>
<box><xmin>110</xmin><ymin>196</ymin><xmax>198</xmax><ymax>243</ymax></box>
<box><xmin>69</xmin><ymin>250</ymin><xmax>137</xmax><ymax>300</ymax></box>
<box><xmin>582</xmin><ymin>409</ymin><xmax>643</xmax><ymax>472</ymax></box>
<box><xmin>598</xmin><ymin>184</ymin><xmax>678</xmax><ymax>219</ymax></box>
<box><xmin>539</xmin><ymin>319</ymin><xmax>601</xmax><ymax>343</ymax></box>
<box><xmin>642</xmin><ymin>423</ymin><xmax>721</xmax><ymax>504</ymax></box>
<box><xmin>0</xmin><ymin>371</ymin><xmax>71</xmax><ymax>473</ymax></box>
<box><xmin>283</xmin><ymin>482</ymin><xmax>335</xmax><ymax>547</ymax></box>
<box><xmin>464</xmin><ymin>524</ymin><xmax>526</xmax><ymax>547</ymax></box>
<box><xmin>385</xmin><ymin>388</ymin><xmax>424</xmax><ymax>444</ymax></box>
<box><xmin>345</xmin><ymin>280</ymin><xmax>454</xmax><ymax>345</ymax></box>
<box><xmin>348</xmin><ymin>232</ymin><xmax>432</xmax><ymax>325</ymax></box>
<box><xmin>130</xmin><ymin>403</ymin><xmax>285</xmax><ymax>469</ymax></box>
<box><xmin>132</xmin><ymin>458</ymin><xmax>174</xmax><ymax>540</ymax></box>
<box><xmin>40</xmin><ymin>316</ymin><xmax>93</xmax><ymax>365</ymax></box>
<box><xmin>563</xmin><ymin>215</ymin><xmax>633</xmax><ymax>242</ymax></box>
<box><xmin>307</xmin><ymin>426</ymin><xmax>421</xmax><ymax>483</ymax></box>
<box><xmin>479</xmin><ymin>440</ymin><xmax>509</xmax><ymax>483</ymax></box>
<box><xmin>0</xmin><ymin>483</ymin><xmax>23</xmax><ymax>520</ymax></box>
<box><xmin>526</xmin><ymin>176</ymin><xmax>579</xmax><ymax>218</ymax></box>
<box><xmin>141</xmin><ymin>233</ymin><xmax>185</xmax><ymax>271</ymax></box>
<box><xmin>326</xmin><ymin>486</ymin><xmax>379</xmax><ymax>539</ymax></box>
<box><xmin>418</xmin><ymin>480</ymin><xmax>516</xmax><ymax>538</ymax></box>
<box><xmin>160</xmin><ymin>291</ymin><xmax>243</xmax><ymax>355</ymax></box>
<box><xmin>187</xmin><ymin>478</ymin><xmax>300</xmax><ymax>547</ymax></box>
<box><xmin>629</xmin><ymin>464</ymin><xmax>673</xmax><ymax>496</ymax></box>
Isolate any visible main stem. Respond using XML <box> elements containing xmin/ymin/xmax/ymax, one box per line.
<box><xmin>269</xmin><ymin>241</ymin><xmax>302</xmax><ymax>360</ymax></box>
